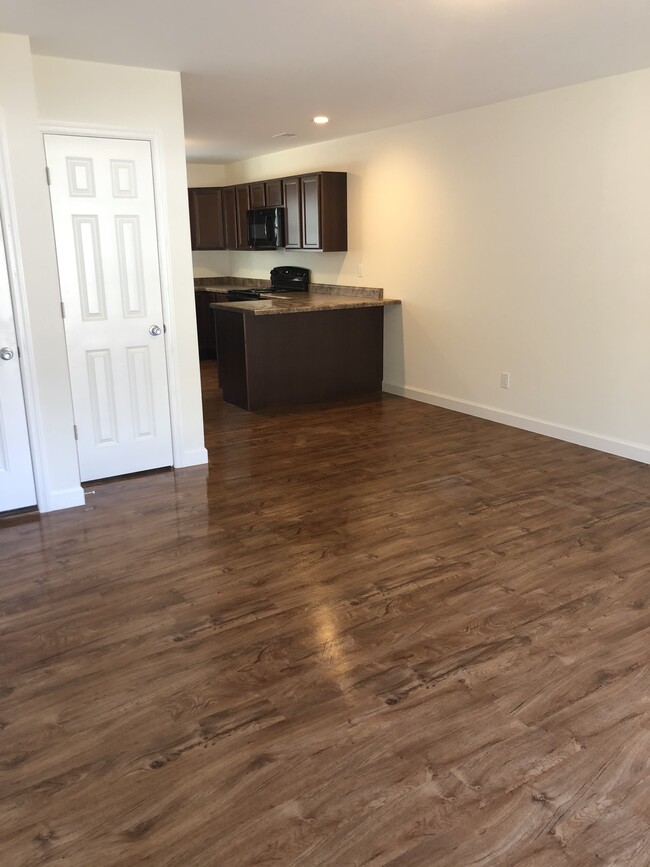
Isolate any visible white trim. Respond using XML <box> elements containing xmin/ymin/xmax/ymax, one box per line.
<box><xmin>382</xmin><ymin>381</ymin><xmax>650</xmax><ymax>465</ymax></box>
<box><xmin>46</xmin><ymin>486</ymin><xmax>87</xmax><ymax>511</ymax></box>
<box><xmin>40</xmin><ymin>122</ymin><xmax>195</xmax><ymax>474</ymax></box>
<box><xmin>175</xmin><ymin>446</ymin><xmax>209</xmax><ymax>468</ymax></box>
<box><xmin>147</xmin><ymin>131</ymin><xmax>186</xmax><ymax>471</ymax></box>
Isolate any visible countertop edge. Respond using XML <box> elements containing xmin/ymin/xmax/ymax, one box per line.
<box><xmin>208</xmin><ymin>294</ymin><xmax>400</xmax><ymax>316</ymax></box>
<box><xmin>195</xmin><ymin>279</ymin><xmax>384</xmax><ymax>299</ymax></box>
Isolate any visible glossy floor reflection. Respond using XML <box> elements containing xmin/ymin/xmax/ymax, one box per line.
<box><xmin>1</xmin><ymin>362</ymin><xmax>649</xmax><ymax>865</ymax></box>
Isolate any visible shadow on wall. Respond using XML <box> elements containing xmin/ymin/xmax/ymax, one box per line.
<box><xmin>192</xmin><ymin>250</ymin><xmax>231</xmax><ymax>279</ymax></box>
<box><xmin>383</xmin><ymin>304</ymin><xmax>404</xmax><ymax>387</ymax></box>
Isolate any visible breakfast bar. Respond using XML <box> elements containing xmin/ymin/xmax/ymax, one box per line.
<box><xmin>210</xmin><ymin>292</ymin><xmax>399</xmax><ymax>411</ymax></box>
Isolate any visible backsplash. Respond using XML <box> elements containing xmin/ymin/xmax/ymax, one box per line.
<box><xmin>194</xmin><ymin>277</ymin><xmax>383</xmax><ymax>298</ymax></box>
<box><xmin>194</xmin><ymin>276</ymin><xmax>270</xmax><ymax>288</ymax></box>
<box><xmin>311</xmin><ymin>283</ymin><xmax>383</xmax><ymax>299</ymax></box>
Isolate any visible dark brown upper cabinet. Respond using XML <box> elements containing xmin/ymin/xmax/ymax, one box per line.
<box><xmin>301</xmin><ymin>175</ymin><xmax>321</xmax><ymax>250</ymax></box>
<box><xmin>222</xmin><ymin>187</ymin><xmax>238</xmax><ymax>250</ymax></box>
<box><xmin>249</xmin><ymin>182</ymin><xmax>266</xmax><ymax>209</ymax></box>
<box><xmin>235</xmin><ymin>185</ymin><xmax>251</xmax><ymax>250</ymax></box>
<box><xmin>286</xmin><ymin>172</ymin><xmax>347</xmax><ymax>252</ymax></box>
<box><xmin>265</xmin><ymin>179</ymin><xmax>284</xmax><ymax>207</ymax></box>
<box><xmin>311</xmin><ymin>172</ymin><xmax>347</xmax><ymax>252</ymax></box>
<box><xmin>282</xmin><ymin>177</ymin><xmax>302</xmax><ymax>250</ymax></box>
<box><xmin>188</xmin><ymin>171</ymin><xmax>347</xmax><ymax>253</ymax></box>
<box><xmin>188</xmin><ymin>187</ymin><xmax>225</xmax><ymax>250</ymax></box>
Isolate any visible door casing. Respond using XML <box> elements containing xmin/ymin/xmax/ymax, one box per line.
<box><xmin>2</xmin><ymin>121</ymin><xmax>187</xmax><ymax>510</ymax></box>
<box><xmin>0</xmin><ymin>122</ymin><xmax>53</xmax><ymax>511</ymax></box>
<box><xmin>44</xmin><ymin>132</ymin><xmax>174</xmax><ymax>481</ymax></box>
<box><xmin>42</xmin><ymin>123</ymin><xmax>186</xmax><ymax>474</ymax></box>
<box><xmin>0</xmin><ymin>210</ymin><xmax>36</xmax><ymax>510</ymax></box>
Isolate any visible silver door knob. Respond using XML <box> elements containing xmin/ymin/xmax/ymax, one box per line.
<box><xmin>0</xmin><ymin>347</ymin><xmax>14</xmax><ymax>361</ymax></box>
<box><xmin>149</xmin><ymin>325</ymin><xmax>162</xmax><ymax>336</ymax></box>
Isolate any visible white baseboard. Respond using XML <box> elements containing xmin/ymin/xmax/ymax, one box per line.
<box><xmin>174</xmin><ymin>447</ymin><xmax>209</xmax><ymax>468</ymax></box>
<box><xmin>40</xmin><ymin>486</ymin><xmax>86</xmax><ymax>513</ymax></box>
<box><xmin>382</xmin><ymin>382</ymin><xmax>650</xmax><ymax>465</ymax></box>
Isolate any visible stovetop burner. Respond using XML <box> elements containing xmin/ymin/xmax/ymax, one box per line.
<box><xmin>227</xmin><ymin>266</ymin><xmax>310</xmax><ymax>301</ymax></box>
<box><xmin>226</xmin><ymin>288</ymin><xmax>264</xmax><ymax>301</ymax></box>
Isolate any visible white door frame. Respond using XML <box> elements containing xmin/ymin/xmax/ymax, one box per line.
<box><xmin>0</xmin><ymin>120</ymin><xmax>52</xmax><ymax>511</ymax></box>
<box><xmin>40</xmin><ymin>122</ymin><xmax>186</xmax><ymax>477</ymax></box>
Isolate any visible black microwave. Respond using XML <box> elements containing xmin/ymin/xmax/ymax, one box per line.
<box><xmin>247</xmin><ymin>206</ymin><xmax>285</xmax><ymax>249</ymax></box>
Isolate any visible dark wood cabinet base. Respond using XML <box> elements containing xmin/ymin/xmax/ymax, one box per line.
<box><xmin>215</xmin><ymin>306</ymin><xmax>384</xmax><ymax>410</ymax></box>
<box><xmin>194</xmin><ymin>290</ymin><xmax>218</xmax><ymax>359</ymax></box>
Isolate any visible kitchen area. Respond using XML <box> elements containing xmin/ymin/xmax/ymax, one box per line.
<box><xmin>191</xmin><ymin>170</ymin><xmax>400</xmax><ymax>412</ymax></box>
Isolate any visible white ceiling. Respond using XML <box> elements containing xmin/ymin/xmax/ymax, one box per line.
<box><xmin>1</xmin><ymin>0</ymin><xmax>650</xmax><ymax>163</ymax></box>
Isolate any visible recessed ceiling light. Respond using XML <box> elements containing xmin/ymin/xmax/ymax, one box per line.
<box><xmin>313</xmin><ymin>116</ymin><xmax>329</xmax><ymax>125</ymax></box>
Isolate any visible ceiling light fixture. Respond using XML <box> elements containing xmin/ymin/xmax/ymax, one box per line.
<box><xmin>313</xmin><ymin>116</ymin><xmax>329</xmax><ymax>125</ymax></box>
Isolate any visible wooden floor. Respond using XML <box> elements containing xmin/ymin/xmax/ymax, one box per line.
<box><xmin>1</xmin><ymin>364</ymin><xmax>650</xmax><ymax>866</ymax></box>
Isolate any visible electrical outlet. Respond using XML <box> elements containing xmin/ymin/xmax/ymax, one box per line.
<box><xmin>500</xmin><ymin>372</ymin><xmax>510</xmax><ymax>389</ymax></box>
<box><xmin>357</xmin><ymin>263</ymin><xmax>364</xmax><ymax>278</ymax></box>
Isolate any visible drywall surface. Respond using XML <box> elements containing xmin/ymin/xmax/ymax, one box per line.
<box><xmin>212</xmin><ymin>68</ymin><xmax>650</xmax><ymax>461</ymax></box>
<box><xmin>33</xmin><ymin>55</ymin><xmax>207</xmax><ymax>469</ymax></box>
<box><xmin>0</xmin><ymin>33</ymin><xmax>84</xmax><ymax>510</ymax></box>
<box><xmin>187</xmin><ymin>163</ymin><xmax>227</xmax><ymax>186</ymax></box>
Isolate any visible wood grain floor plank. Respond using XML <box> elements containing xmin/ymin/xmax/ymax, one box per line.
<box><xmin>1</xmin><ymin>362</ymin><xmax>649</xmax><ymax>865</ymax></box>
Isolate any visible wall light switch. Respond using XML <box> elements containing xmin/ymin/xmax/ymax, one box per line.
<box><xmin>500</xmin><ymin>372</ymin><xmax>510</xmax><ymax>389</ymax></box>
<box><xmin>357</xmin><ymin>264</ymin><xmax>364</xmax><ymax>278</ymax></box>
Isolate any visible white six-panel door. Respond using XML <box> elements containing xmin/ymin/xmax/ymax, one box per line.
<box><xmin>0</xmin><ymin>218</ymin><xmax>37</xmax><ymax>512</ymax></box>
<box><xmin>44</xmin><ymin>135</ymin><xmax>173</xmax><ymax>482</ymax></box>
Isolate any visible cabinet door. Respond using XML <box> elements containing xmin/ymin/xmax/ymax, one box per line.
<box><xmin>282</xmin><ymin>177</ymin><xmax>302</xmax><ymax>249</ymax></box>
<box><xmin>318</xmin><ymin>172</ymin><xmax>348</xmax><ymax>252</ymax></box>
<box><xmin>301</xmin><ymin>175</ymin><xmax>321</xmax><ymax>249</ymax></box>
<box><xmin>249</xmin><ymin>182</ymin><xmax>266</xmax><ymax>208</ymax></box>
<box><xmin>188</xmin><ymin>190</ymin><xmax>198</xmax><ymax>248</ymax></box>
<box><xmin>235</xmin><ymin>185</ymin><xmax>251</xmax><ymax>249</ymax></box>
<box><xmin>189</xmin><ymin>187</ymin><xmax>225</xmax><ymax>250</ymax></box>
<box><xmin>265</xmin><ymin>179</ymin><xmax>283</xmax><ymax>207</ymax></box>
<box><xmin>195</xmin><ymin>291</ymin><xmax>218</xmax><ymax>359</ymax></box>
<box><xmin>222</xmin><ymin>187</ymin><xmax>237</xmax><ymax>249</ymax></box>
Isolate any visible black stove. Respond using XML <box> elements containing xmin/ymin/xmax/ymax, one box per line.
<box><xmin>227</xmin><ymin>266</ymin><xmax>310</xmax><ymax>301</ymax></box>
<box><xmin>268</xmin><ymin>266</ymin><xmax>310</xmax><ymax>292</ymax></box>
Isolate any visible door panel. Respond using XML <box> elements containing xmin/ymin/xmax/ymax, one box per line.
<box><xmin>0</xmin><ymin>218</ymin><xmax>36</xmax><ymax>512</ymax></box>
<box><xmin>301</xmin><ymin>174</ymin><xmax>321</xmax><ymax>249</ymax></box>
<box><xmin>44</xmin><ymin>134</ymin><xmax>173</xmax><ymax>482</ymax></box>
<box><xmin>282</xmin><ymin>178</ymin><xmax>302</xmax><ymax>249</ymax></box>
<box><xmin>222</xmin><ymin>187</ymin><xmax>237</xmax><ymax>249</ymax></box>
<box><xmin>235</xmin><ymin>185</ymin><xmax>251</xmax><ymax>250</ymax></box>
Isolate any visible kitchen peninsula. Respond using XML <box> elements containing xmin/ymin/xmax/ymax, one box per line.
<box><xmin>209</xmin><ymin>287</ymin><xmax>399</xmax><ymax>411</ymax></box>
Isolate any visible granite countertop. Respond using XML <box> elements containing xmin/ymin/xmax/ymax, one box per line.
<box><xmin>197</xmin><ymin>284</ymin><xmax>242</xmax><ymax>295</ymax></box>
<box><xmin>208</xmin><ymin>292</ymin><xmax>400</xmax><ymax>316</ymax></box>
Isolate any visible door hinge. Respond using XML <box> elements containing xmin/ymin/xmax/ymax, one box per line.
<box><xmin>45</xmin><ymin>166</ymin><xmax>51</xmax><ymax>186</ymax></box>
<box><xmin>163</xmin><ymin>323</ymin><xmax>167</xmax><ymax>334</ymax></box>
<box><xmin>60</xmin><ymin>301</ymin><xmax>66</xmax><ymax>319</ymax></box>
<box><xmin>73</xmin><ymin>424</ymin><xmax>78</xmax><ymax>440</ymax></box>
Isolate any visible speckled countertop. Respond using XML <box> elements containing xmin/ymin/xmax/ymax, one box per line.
<box><xmin>208</xmin><ymin>292</ymin><xmax>400</xmax><ymax>316</ymax></box>
<box><xmin>198</xmin><ymin>285</ymin><xmax>243</xmax><ymax>296</ymax></box>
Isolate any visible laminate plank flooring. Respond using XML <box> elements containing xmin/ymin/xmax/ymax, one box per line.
<box><xmin>1</xmin><ymin>362</ymin><xmax>649</xmax><ymax>866</ymax></box>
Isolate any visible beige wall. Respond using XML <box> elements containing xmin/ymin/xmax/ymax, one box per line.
<box><xmin>32</xmin><ymin>55</ymin><xmax>207</xmax><ymax>473</ymax></box>
<box><xmin>187</xmin><ymin>164</ymin><xmax>227</xmax><ymax>187</ymax></box>
<box><xmin>0</xmin><ymin>41</ymin><xmax>207</xmax><ymax>511</ymax></box>
<box><xmin>193</xmin><ymin>68</ymin><xmax>650</xmax><ymax>461</ymax></box>
<box><xmin>0</xmin><ymin>34</ymin><xmax>83</xmax><ymax>511</ymax></box>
